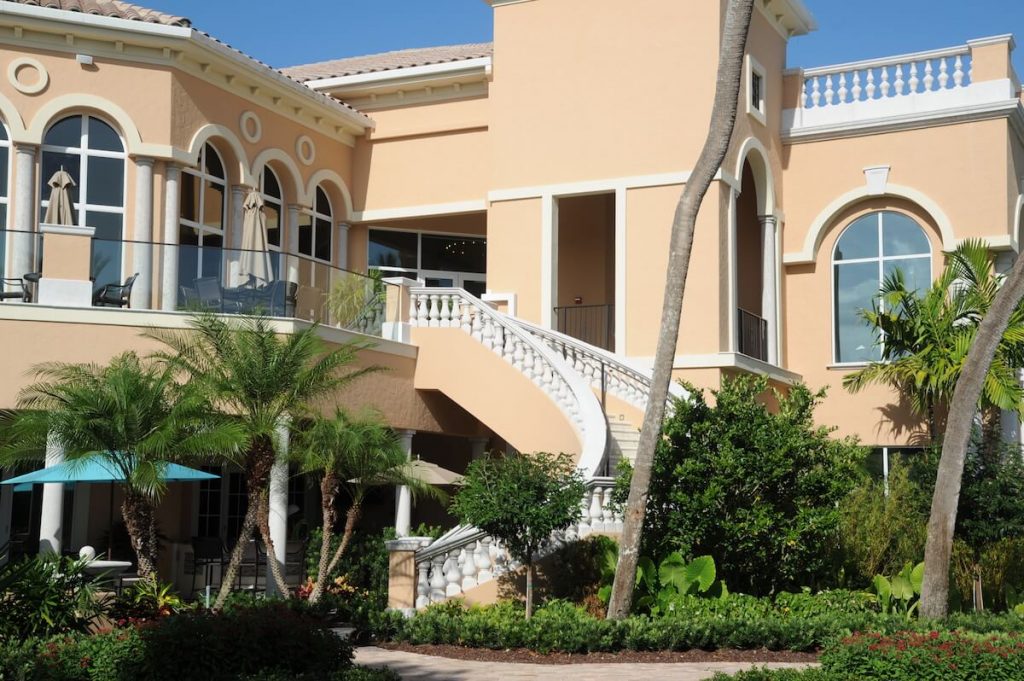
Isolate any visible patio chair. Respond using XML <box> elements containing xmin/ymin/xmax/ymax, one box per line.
<box><xmin>194</xmin><ymin>276</ymin><xmax>225</xmax><ymax>312</ymax></box>
<box><xmin>0</xmin><ymin>277</ymin><xmax>30</xmax><ymax>303</ymax></box>
<box><xmin>191</xmin><ymin>536</ymin><xmax>226</xmax><ymax>597</ymax></box>
<box><xmin>93</xmin><ymin>273</ymin><xmax>138</xmax><ymax>308</ymax></box>
<box><xmin>237</xmin><ymin>538</ymin><xmax>263</xmax><ymax>591</ymax></box>
<box><xmin>269</xmin><ymin>280</ymin><xmax>298</xmax><ymax>317</ymax></box>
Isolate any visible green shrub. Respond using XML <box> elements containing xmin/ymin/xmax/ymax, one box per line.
<box><xmin>711</xmin><ymin>670</ymin><xmax>828</xmax><ymax>681</ymax></box>
<box><xmin>0</xmin><ymin>553</ymin><xmax>108</xmax><ymax>642</ymax></box>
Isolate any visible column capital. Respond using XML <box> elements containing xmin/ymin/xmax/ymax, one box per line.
<box><xmin>337</xmin><ymin>221</ymin><xmax>351</xmax><ymax>232</ymax></box>
<box><xmin>757</xmin><ymin>214</ymin><xmax>778</xmax><ymax>227</ymax></box>
<box><xmin>231</xmin><ymin>184</ymin><xmax>253</xmax><ymax>196</ymax></box>
<box><xmin>288</xmin><ymin>203</ymin><xmax>310</xmax><ymax>213</ymax></box>
<box><xmin>131</xmin><ymin>156</ymin><xmax>156</xmax><ymax>168</ymax></box>
<box><xmin>13</xmin><ymin>142</ymin><xmax>37</xmax><ymax>155</ymax></box>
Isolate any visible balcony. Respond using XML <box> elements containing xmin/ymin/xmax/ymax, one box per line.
<box><xmin>737</xmin><ymin>307</ymin><xmax>768</xmax><ymax>363</ymax></box>
<box><xmin>783</xmin><ymin>35</ymin><xmax>1020</xmax><ymax>141</ymax></box>
<box><xmin>553</xmin><ymin>303</ymin><xmax>614</xmax><ymax>351</ymax></box>
<box><xmin>0</xmin><ymin>228</ymin><xmax>392</xmax><ymax>338</ymax></box>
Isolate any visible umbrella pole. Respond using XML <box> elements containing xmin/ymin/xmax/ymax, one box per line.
<box><xmin>107</xmin><ymin>483</ymin><xmax>114</xmax><ymax>558</ymax></box>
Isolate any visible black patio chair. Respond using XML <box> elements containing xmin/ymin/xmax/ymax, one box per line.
<box><xmin>0</xmin><ymin>277</ymin><xmax>30</xmax><ymax>303</ymax></box>
<box><xmin>269</xmin><ymin>280</ymin><xmax>298</xmax><ymax>318</ymax></box>
<box><xmin>191</xmin><ymin>536</ymin><xmax>226</xmax><ymax>597</ymax></box>
<box><xmin>93</xmin><ymin>273</ymin><xmax>138</xmax><ymax>308</ymax></box>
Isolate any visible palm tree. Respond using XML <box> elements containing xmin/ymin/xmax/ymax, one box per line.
<box><xmin>0</xmin><ymin>352</ymin><xmax>243</xmax><ymax>579</ymax></box>
<box><xmin>293</xmin><ymin>408</ymin><xmax>443</xmax><ymax>604</ymax></box>
<box><xmin>844</xmin><ymin>240</ymin><xmax>1024</xmax><ymax>444</ymax></box>
<box><xmin>607</xmin><ymin>0</ymin><xmax>755</xmax><ymax>619</ymax></box>
<box><xmin>147</xmin><ymin>314</ymin><xmax>377</xmax><ymax>609</ymax></box>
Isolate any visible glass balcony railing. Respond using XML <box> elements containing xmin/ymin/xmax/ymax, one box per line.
<box><xmin>0</xmin><ymin>229</ymin><xmax>395</xmax><ymax>338</ymax></box>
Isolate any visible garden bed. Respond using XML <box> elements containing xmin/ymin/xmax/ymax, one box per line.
<box><xmin>380</xmin><ymin>642</ymin><xmax>819</xmax><ymax>665</ymax></box>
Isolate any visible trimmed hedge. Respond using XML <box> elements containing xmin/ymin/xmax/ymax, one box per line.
<box><xmin>0</xmin><ymin>605</ymin><xmax>353</xmax><ymax>681</ymax></box>
<box><xmin>373</xmin><ymin>597</ymin><xmax>1024</xmax><ymax>655</ymax></box>
<box><xmin>716</xmin><ymin>631</ymin><xmax>1024</xmax><ymax>680</ymax></box>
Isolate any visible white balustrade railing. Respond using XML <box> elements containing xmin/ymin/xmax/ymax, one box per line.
<box><xmin>408</xmin><ymin>286</ymin><xmax>607</xmax><ymax>478</ymax></box>
<box><xmin>411</xmin><ymin>477</ymin><xmax>623</xmax><ymax>608</ymax></box>
<box><xmin>512</xmin><ymin>318</ymin><xmax>689</xmax><ymax>410</ymax></box>
<box><xmin>800</xmin><ymin>45</ymin><xmax>971</xmax><ymax>109</ymax></box>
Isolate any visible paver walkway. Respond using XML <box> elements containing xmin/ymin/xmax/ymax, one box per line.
<box><xmin>355</xmin><ymin>646</ymin><xmax>813</xmax><ymax>680</ymax></box>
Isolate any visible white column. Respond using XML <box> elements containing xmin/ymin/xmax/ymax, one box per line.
<box><xmin>540</xmin><ymin>194</ymin><xmax>558</xmax><ymax>327</ymax></box>
<box><xmin>266</xmin><ymin>420</ymin><xmax>289</xmax><ymax>594</ymax></box>
<box><xmin>469</xmin><ymin>437</ymin><xmax>489</xmax><ymax>461</ymax></box>
<box><xmin>760</xmin><ymin>215</ymin><xmax>779</xmax><ymax>365</ymax></box>
<box><xmin>38</xmin><ymin>435</ymin><xmax>65</xmax><ymax>555</ymax></box>
<box><xmin>614</xmin><ymin>186</ymin><xmax>627</xmax><ymax>354</ymax></box>
<box><xmin>0</xmin><ymin>471</ymin><xmax>12</xmax><ymax>554</ymax></box>
<box><xmin>131</xmin><ymin>157</ymin><xmax>155</xmax><ymax>309</ymax></box>
<box><xmin>394</xmin><ymin>429</ymin><xmax>415</xmax><ymax>537</ymax></box>
<box><xmin>160</xmin><ymin>164</ymin><xmax>181</xmax><ymax>311</ymax></box>
<box><xmin>286</xmin><ymin>204</ymin><xmax>301</xmax><ymax>283</ymax></box>
<box><xmin>11</xmin><ymin>144</ymin><xmax>37</xmax><ymax>281</ymax></box>
<box><xmin>337</xmin><ymin>222</ymin><xmax>350</xmax><ymax>270</ymax></box>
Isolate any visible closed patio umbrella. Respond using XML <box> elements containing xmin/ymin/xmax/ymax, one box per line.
<box><xmin>44</xmin><ymin>169</ymin><xmax>76</xmax><ymax>226</ymax></box>
<box><xmin>348</xmin><ymin>457</ymin><xmax>464</xmax><ymax>486</ymax></box>
<box><xmin>238</xmin><ymin>190</ymin><xmax>273</xmax><ymax>286</ymax></box>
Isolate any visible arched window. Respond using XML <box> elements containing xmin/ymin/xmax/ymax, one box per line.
<box><xmin>833</xmin><ymin>210</ymin><xmax>931</xmax><ymax>364</ymax></box>
<box><xmin>179</xmin><ymin>143</ymin><xmax>226</xmax><ymax>287</ymax></box>
<box><xmin>40</xmin><ymin>115</ymin><xmax>126</xmax><ymax>289</ymax></box>
<box><xmin>259</xmin><ymin>166</ymin><xmax>283</xmax><ymax>278</ymax></box>
<box><xmin>299</xmin><ymin>186</ymin><xmax>333</xmax><ymax>264</ymax></box>
<box><xmin>0</xmin><ymin>122</ymin><xmax>9</xmax><ymax>279</ymax></box>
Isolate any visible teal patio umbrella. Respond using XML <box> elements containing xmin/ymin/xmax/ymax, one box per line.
<box><xmin>2</xmin><ymin>457</ymin><xmax>218</xmax><ymax>555</ymax></box>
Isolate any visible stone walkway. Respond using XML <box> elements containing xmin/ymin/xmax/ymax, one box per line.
<box><xmin>355</xmin><ymin>647</ymin><xmax>813</xmax><ymax>680</ymax></box>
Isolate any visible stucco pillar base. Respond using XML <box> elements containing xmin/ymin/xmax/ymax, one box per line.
<box><xmin>38</xmin><ymin>224</ymin><xmax>96</xmax><ymax>307</ymax></box>
<box><xmin>385</xmin><ymin>537</ymin><xmax>432</xmax><ymax>613</ymax></box>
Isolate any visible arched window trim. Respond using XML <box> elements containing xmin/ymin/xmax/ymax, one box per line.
<box><xmin>831</xmin><ymin>209</ymin><xmax>932</xmax><ymax>365</ymax></box>
<box><xmin>39</xmin><ymin>114</ymin><xmax>126</xmax><ymax>228</ymax></box>
<box><xmin>180</xmin><ymin>143</ymin><xmax>227</xmax><ymax>280</ymax></box>
<box><xmin>0</xmin><ymin>121</ymin><xmax>10</xmax><ymax>284</ymax></box>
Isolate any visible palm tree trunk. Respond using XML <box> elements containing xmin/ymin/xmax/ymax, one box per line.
<box><xmin>121</xmin><ymin>490</ymin><xmax>158</xmax><ymax>579</ymax></box>
<box><xmin>309</xmin><ymin>472</ymin><xmax>339</xmax><ymax>605</ymax></box>
<box><xmin>258</xmin><ymin>488</ymin><xmax>290</xmax><ymax>596</ymax></box>
<box><xmin>323</xmin><ymin>502</ymin><xmax>362</xmax><ymax>581</ymax></box>
<box><xmin>214</xmin><ymin>497</ymin><xmax>258</xmax><ymax>611</ymax></box>
<box><xmin>920</xmin><ymin>248</ymin><xmax>1024</xmax><ymax>618</ymax></box>
<box><xmin>606</xmin><ymin>0</ymin><xmax>755</xmax><ymax>620</ymax></box>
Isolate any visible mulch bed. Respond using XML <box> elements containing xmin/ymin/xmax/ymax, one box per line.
<box><xmin>379</xmin><ymin>643</ymin><xmax>819</xmax><ymax>665</ymax></box>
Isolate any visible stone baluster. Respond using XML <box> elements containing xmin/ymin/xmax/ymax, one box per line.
<box><xmin>492</xmin><ymin>324</ymin><xmax>505</xmax><ymax>356</ymax></box>
<box><xmin>439</xmin><ymin>294</ymin><xmax>452</xmax><ymax>327</ymax></box>
<box><xmin>481</xmin><ymin>316</ymin><xmax>494</xmax><ymax>351</ymax></box>
<box><xmin>491</xmin><ymin>540</ymin><xmax>507</xmax><ymax>576</ymax></box>
<box><xmin>416</xmin><ymin>562</ymin><xmax>430</xmax><ymax>608</ymax></box>
<box><xmin>429</xmin><ymin>554</ymin><xmax>447</xmax><ymax>603</ymax></box>
<box><xmin>851</xmin><ymin>71</ymin><xmax>862</xmax><ymax>101</ymax></box>
<box><xmin>445</xmin><ymin>548</ymin><xmax>463</xmax><ymax>598</ymax></box>
<box><xmin>810</xmin><ymin>76</ymin><xmax>821</xmax><ymax>107</ymax></box>
<box><xmin>894</xmin><ymin>64</ymin><xmax>905</xmax><ymax>95</ymax></box>
<box><xmin>409</xmin><ymin>292</ymin><xmax>419</xmax><ymax>327</ymax></box>
<box><xmin>879</xmin><ymin>66</ymin><xmax>890</xmax><ymax>97</ymax></box>
<box><xmin>460</xmin><ymin>543</ymin><xmax>478</xmax><ymax>590</ymax></box>
<box><xmin>823</xmin><ymin>74</ymin><xmax>834</xmax><ymax>105</ymax></box>
<box><xmin>460</xmin><ymin>299</ymin><xmax>473</xmax><ymax>333</ymax></box>
<box><xmin>416</xmin><ymin>294</ymin><xmax>429</xmax><ymax>326</ymax></box>
<box><xmin>938</xmin><ymin>57</ymin><xmax>949</xmax><ymax>89</ymax></box>
<box><xmin>578</xmin><ymin>488</ymin><xmax>592</xmax><ymax>537</ymax></box>
<box><xmin>909</xmin><ymin>62</ymin><xmax>919</xmax><ymax>92</ymax></box>
<box><xmin>923</xmin><ymin>60</ymin><xmax>934</xmax><ymax>91</ymax></box>
<box><xmin>476</xmin><ymin>538</ymin><xmax>493</xmax><ymax>583</ymax></box>
<box><xmin>512</xmin><ymin>339</ymin><xmax>526</xmax><ymax>371</ymax></box>
<box><xmin>428</xmin><ymin>294</ymin><xmax>441</xmax><ymax>327</ymax></box>
<box><xmin>865</xmin><ymin>69</ymin><xmax>876</xmax><ymax>99</ymax></box>
<box><xmin>502</xmin><ymin>329</ymin><xmax>515</xmax><ymax>363</ymax></box>
<box><xmin>532</xmin><ymin>355</ymin><xmax>545</xmax><ymax>387</ymax></box>
<box><xmin>600</xmin><ymin>487</ymin><xmax>614</xmax><ymax>531</ymax></box>
<box><xmin>470</xmin><ymin>307</ymin><xmax>483</xmax><ymax>341</ymax></box>
<box><xmin>589</xmin><ymin>486</ymin><xmax>604</xmax><ymax>532</ymax></box>
<box><xmin>836</xmin><ymin>72</ymin><xmax>847</xmax><ymax>103</ymax></box>
<box><xmin>953</xmin><ymin>55</ymin><xmax>965</xmax><ymax>87</ymax></box>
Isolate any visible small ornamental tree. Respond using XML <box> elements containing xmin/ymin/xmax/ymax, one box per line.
<box><xmin>451</xmin><ymin>452</ymin><xmax>585</xmax><ymax>619</ymax></box>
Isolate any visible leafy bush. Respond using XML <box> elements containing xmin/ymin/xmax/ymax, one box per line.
<box><xmin>625</xmin><ymin>553</ymin><xmax>728</xmax><ymax>615</ymax></box>
<box><xmin>838</xmin><ymin>462</ymin><xmax>927</xmax><ymax>585</ymax></box>
<box><xmin>632</xmin><ymin>376</ymin><xmax>864</xmax><ymax>595</ymax></box>
<box><xmin>0</xmin><ymin>553</ymin><xmax>108</xmax><ymax>642</ymax></box>
<box><xmin>868</xmin><ymin>562</ymin><xmax>924</xmax><ymax>618</ymax></box>
<box><xmin>108</xmin><ymin>578</ymin><xmax>186</xmax><ymax>626</ymax></box>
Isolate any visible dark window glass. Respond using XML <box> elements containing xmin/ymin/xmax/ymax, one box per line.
<box><xmin>204</xmin><ymin>145</ymin><xmax>225</xmax><ymax>179</ymax></box>
<box><xmin>0</xmin><ymin>124</ymin><xmax>7</xmax><ymax>141</ymax></box>
<box><xmin>315</xmin><ymin>187</ymin><xmax>331</xmax><ymax>216</ymax></box>
<box><xmin>369</xmin><ymin>230</ymin><xmax>417</xmax><ymax>269</ymax></box>
<box><xmin>0</xmin><ymin>147</ymin><xmax>8</xmax><ymax>198</ymax></box>
<box><xmin>314</xmin><ymin>217</ymin><xmax>332</xmax><ymax>262</ymax></box>
<box><xmin>87</xmin><ymin>117</ymin><xmax>123</xmax><ymax>153</ymax></box>
<box><xmin>882</xmin><ymin>213</ymin><xmax>931</xmax><ymax>257</ymax></box>
<box><xmin>179</xmin><ymin>173</ymin><xmax>198</xmax><ymax>222</ymax></box>
<box><xmin>201</xmin><ymin>232</ymin><xmax>223</xmax><ymax>279</ymax></box>
<box><xmin>86</xmin><ymin>156</ymin><xmax>124</xmax><ymax>206</ymax></box>
<box><xmin>266</xmin><ymin>203</ymin><xmax>281</xmax><ymax>248</ymax></box>
<box><xmin>834</xmin><ymin>261</ymin><xmax>879</xmax><ymax>363</ymax></box>
<box><xmin>751</xmin><ymin>73</ymin><xmax>763</xmax><ymax>111</ymax></box>
<box><xmin>264</xmin><ymin>168</ymin><xmax>281</xmax><ymax>200</ymax></box>
<box><xmin>298</xmin><ymin>214</ymin><xmax>313</xmax><ymax>257</ymax></box>
<box><xmin>863</xmin><ymin>448</ymin><xmax>885</xmax><ymax>478</ymax></box>
<box><xmin>44</xmin><ymin>116</ymin><xmax>82</xmax><ymax>148</ymax></box>
<box><xmin>834</xmin><ymin>214</ymin><xmax>878</xmax><ymax>261</ymax></box>
<box><xmin>0</xmin><ymin>205</ymin><xmax>5</xmax><ymax>278</ymax></box>
<box><xmin>421</xmin><ymin>235</ymin><xmax>487</xmax><ymax>273</ymax></box>
<box><xmin>226</xmin><ymin>472</ymin><xmax>247</xmax><ymax>542</ymax></box>
<box><xmin>88</xmin><ymin>211</ymin><xmax>123</xmax><ymax>291</ymax></box>
<box><xmin>203</xmin><ymin>181</ymin><xmax>224</xmax><ymax>229</ymax></box>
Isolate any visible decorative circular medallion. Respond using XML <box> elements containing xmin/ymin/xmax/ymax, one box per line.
<box><xmin>296</xmin><ymin>135</ymin><xmax>315</xmax><ymax>166</ymax></box>
<box><xmin>239</xmin><ymin>110</ymin><xmax>262</xmax><ymax>143</ymax></box>
<box><xmin>8</xmin><ymin>57</ymin><xmax>49</xmax><ymax>95</ymax></box>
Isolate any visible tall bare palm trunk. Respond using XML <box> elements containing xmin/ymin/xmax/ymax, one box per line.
<box><xmin>606</xmin><ymin>0</ymin><xmax>755</xmax><ymax>620</ymax></box>
<box><xmin>309</xmin><ymin>472</ymin><xmax>340</xmax><ymax>605</ymax></box>
<box><xmin>258</xmin><ymin>488</ymin><xmax>290</xmax><ymax>596</ymax></box>
<box><xmin>122</xmin><ymin>490</ymin><xmax>158</xmax><ymax>579</ymax></box>
<box><xmin>214</xmin><ymin>497</ymin><xmax>259</xmax><ymax>611</ymax></box>
<box><xmin>323</xmin><ymin>503</ymin><xmax>362</xmax><ymax>581</ymax></box>
<box><xmin>920</xmin><ymin>248</ymin><xmax>1024</xmax><ymax>618</ymax></box>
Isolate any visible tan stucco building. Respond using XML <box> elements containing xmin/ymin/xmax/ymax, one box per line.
<box><xmin>0</xmin><ymin>0</ymin><xmax>1022</xmax><ymax>599</ymax></box>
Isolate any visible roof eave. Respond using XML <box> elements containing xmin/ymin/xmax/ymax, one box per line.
<box><xmin>304</xmin><ymin>57</ymin><xmax>492</xmax><ymax>95</ymax></box>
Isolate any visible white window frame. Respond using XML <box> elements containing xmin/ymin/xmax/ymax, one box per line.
<box><xmin>746</xmin><ymin>54</ymin><xmax>767</xmax><ymax>126</ymax></box>
<box><xmin>180</xmin><ymin>143</ymin><xmax>227</xmax><ymax>280</ymax></box>
<box><xmin>367</xmin><ymin>225</ymin><xmax>487</xmax><ymax>288</ymax></box>
<box><xmin>830</xmin><ymin>211</ymin><xmax>932</xmax><ymax>366</ymax></box>
<box><xmin>39</xmin><ymin>114</ymin><xmax>127</xmax><ymax>281</ymax></box>
<box><xmin>0</xmin><ymin>121</ymin><xmax>10</xmax><ymax>281</ymax></box>
<box><xmin>259</xmin><ymin>165</ymin><xmax>285</xmax><ymax>277</ymax></box>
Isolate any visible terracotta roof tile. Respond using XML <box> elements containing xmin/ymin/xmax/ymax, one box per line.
<box><xmin>3</xmin><ymin>0</ymin><xmax>190</xmax><ymax>26</ymax></box>
<box><xmin>281</xmin><ymin>42</ymin><xmax>493</xmax><ymax>83</ymax></box>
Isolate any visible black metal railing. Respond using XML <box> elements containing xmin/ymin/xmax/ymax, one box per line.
<box><xmin>553</xmin><ymin>303</ymin><xmax>614</xmax><ymax>351</ymax></box>
<box><xmin>737</xmin><ymin>307</ymin><xmax>768</xmax><ymax>362</ymax></box>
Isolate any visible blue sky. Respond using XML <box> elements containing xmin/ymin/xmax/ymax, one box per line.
<box><xmin>143</xmin><ymin>0</ymin><xmax>1024</xmax><ymax>73</ymax></box>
